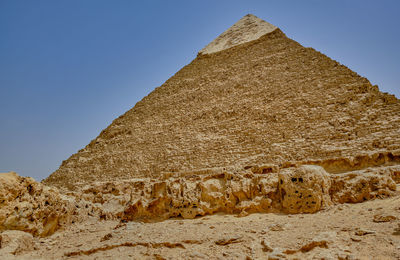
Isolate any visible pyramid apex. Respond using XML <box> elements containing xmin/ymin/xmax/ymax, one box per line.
<box><xmin>199</xmin><ymin>14</ymin><xmax>278</xmax><ymax>55</ymax></box>
<box><xmin>244</xmin><ymin>13</ymin><xmax>258</xmax><ymax>18</ymax></box>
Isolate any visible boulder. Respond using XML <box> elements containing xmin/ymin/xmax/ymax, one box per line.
<box><xmin>0</xmin><ymin>172</ymin><xmax>94</xmax><ymax>237</ymax></box>
<box><xmin>278</xmin><ymin>165</ymin><xmax>332</xmax><ymax>213</ymax></box>
<box><xmin>330</xmin><ymin>169</ymin><xmax>397</xmax><ymax>203</ymax></box>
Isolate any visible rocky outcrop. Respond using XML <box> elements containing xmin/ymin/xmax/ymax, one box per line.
<box><xmin>1</xmin><ymin>161</ymin><xmax>399</xmax><ymax>236</ymax></box>
<box><xmin>80</xmin><ymin>171</ymin><xmax>280</xmax><ymax>221</ymax></box>
<box><xmin>79</xmin><ymin>163</ymin><xmax>398</xmax><ymax>221</ymax></box>
<box><xmin>297</xmin><ymin>150</ymin><xmax>400</xmax><ymax>174</ymax></box>
<box><xmin>278</xmin><ymin>165</ymin><xmax>332</xmax><ymax>213</ymax></box>
<box><xmin>0</xmin><ymin>172</ymin><xmax>96</xmax><ymax>237</ymax></box>
<box><xmin>0</xmin><ymin>230</ymin><xmax>34</xmax><ymax>256</ymax></box>
<box><xmin>330</xmin><ymin>168</ymin><xmax>397</xmax><ymax>203</ymax></box>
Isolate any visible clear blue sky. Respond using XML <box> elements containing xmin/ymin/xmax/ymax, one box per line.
<box><xmin>1</xmin><ymin>0</ymin><xmax>399</xmax><ymax>181</ymax></box>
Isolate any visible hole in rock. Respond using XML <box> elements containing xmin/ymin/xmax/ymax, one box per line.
<box><xmin>291</xmin><ymin>178</ymin><xmax>297</xmax><ymax>182</ymax></box>
<box><xmin>262</xmin><ymin>168</ymin><xmax>272</xmax><ymax>174</ymax></box>
<box><xmin>27</xmin><ymin>184</ymin><xmax>33</xmax><ymax>194</ymax></box>
<box><xmin>281</xmin><ymin>189</ymin><xmax>286</xmax><ymax>200</ymax></box>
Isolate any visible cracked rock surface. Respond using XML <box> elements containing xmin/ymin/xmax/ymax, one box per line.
<box><xmin>1</xmin><ymin>192</ymin><xmax>399</xmax><ymax>259</ymax></box>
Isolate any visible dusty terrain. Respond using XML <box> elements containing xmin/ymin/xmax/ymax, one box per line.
<box><xmin>1</xmin><ymin>186</ymin><xmax>400</xmax><ymax>259</ymax></box>
<box><xmin>1</xmin><ymin>160</ymin><xmax>400</xmax><ymax>259</ymax></box>
<box><xmin>1</xmin><ymin>14</ymin><xmax>400</xmax><ymax>259</ymax></box>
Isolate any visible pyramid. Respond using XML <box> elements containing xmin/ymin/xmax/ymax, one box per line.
<box><xmin>199</xmin><ymin>14</ymin><xmax>277</xmax><ymax>55</ymax></box>
<box><xmin>44</xmin><ymin>14</ymin><xmax>400</xmax><ymax>190</ymax></box>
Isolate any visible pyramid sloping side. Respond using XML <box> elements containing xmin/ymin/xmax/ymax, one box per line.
<box><xmin>44</xmin><ymin>29</ymin><xmax>400</xmax><ymax>190</ymax></box>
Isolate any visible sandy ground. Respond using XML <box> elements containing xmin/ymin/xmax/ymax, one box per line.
<box><xmin>5</xmin><ymin>184</ymin><xmax>399</xmax><ymax>260</ymax></box>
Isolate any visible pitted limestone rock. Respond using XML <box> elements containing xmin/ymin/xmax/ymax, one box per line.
<box><xmin>278</xmin><ymin>165</ymin><xmax>332</xmax><ymax>213</ymax></box>
<box><xmin>0</xmin><ymin>172</ymin><xmax>97</xmax><ymax>237</ymax></box>
<box><xmin>0</xmin><ymin>230</ymin><xmax>34</xmax><ymax>256</ymax></box>
<box><xmin>81</xmin><ymin>163</ymin><xmax>399</xmax><ymax>220</ymax></box>
<box><xmin>330</xmin><ymin>168</ymin><xmax>397</xmax><ymax>203</ymax></box>
<box><xmin>80</xmin><ymin>172</ymin><xmax>280</xmax><ymax>221</ymax></box>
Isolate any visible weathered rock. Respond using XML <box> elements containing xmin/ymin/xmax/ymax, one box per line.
<box><xmin>0</xmin><ymin>172</ymin><xmax>96</xmax><ymax>237</ymax></box>
<box><xmin>390</xmin><ymin>167</ymin><xmax>400</xmax><ymax>183</ymax></box>
<box><xmin>0</xmin><ymin>230</ymin><xmax>33</xmax><ymax>256</ymax></box>
<box><xmin>76</xmin><ymin>163</ymin><xmax>398</xmax><ymax>221</ymax></box>
<box><xmin>267</xmin><ymin>248</ymin><xmax>286</xmax><ymax>260</ymax></box>
<box><xmin>298</xmin><ymin>151</ymin><xmax>400</xmax><ymax>175</ymax></box>
<box><xmin>268</xmin><ymin>223</ymin><xmax>285</xmax><ymax>231</ymax></box>
<box><xmin>2</xmin><ymin>161</ymin><xmax>399</xmax><ymax>232</ymax></box>
<box><xmin>330</xmin><ymin>169</ymin><xmax>397</xmax><ymax>203</ymax></box>
<box><xmin>373</xmin><ymin>214</ymin><xmax>396</xmax><ymax>223</ymax></box>
<box><xmin>215</xmin><ymin>236</ymin><xmax>243</xmax><ymax>246</ymax></box>
<box><xmin>88</xmin><ymin>171</ymin><xmax>281</xmax><ymax>221</ymax></box>
<box><xmin>100</xmin><ymin>233</ymin><xmax>113</xmax><ymax>242</ymax></box>
<box><xmin>261</xmin><ymin>239</ymin><xmax>273</xmax><ymax>252</ymax></box>
<box><xmin>283</xmin><ymin>231</ymin><xmax>336</xmax><ymax>255</ymax></box>
<box><xmin>354</xmin><ymin>229</ymin><xmax>375</xmax><ymax>236</ymax></box>
<box><xmin>278</xmin><ymin>165</ymin><xmax>332</xmax><ymax>213</ymax></box>
<box><xmin>393</xmin><ymin>224</ymin><xmax>400</xmax><ymax>235</ymax></box>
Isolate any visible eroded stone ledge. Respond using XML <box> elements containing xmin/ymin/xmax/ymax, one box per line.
<box><xmin>0</xmin><ymin>172</ymin><xmax>100</xmax><ymax>237</ymax></box>
<box><xmin>79</xmin><ymin>164</ymin><xmax>398</xmax><ymax>222</ymax></box>
<box><xmin>1</xmin><ymin>160</ymin><xmax>399</xmax><ymax>237</ymax></box>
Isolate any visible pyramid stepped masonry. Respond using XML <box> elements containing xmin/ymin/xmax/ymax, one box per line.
<box><xmin>2</xmin><ymin>15</ymin><xmax>400</xmax><ymax>245</ymax></box>
<box><xmin>2</xmin><ymin>14</ymin><xmax>400</xmax><ymax>259</ymax></box>
<box><xmin>43</xmin><ymin>14</ymin><xmax>400</xmax><ymax>190</ymax></box>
